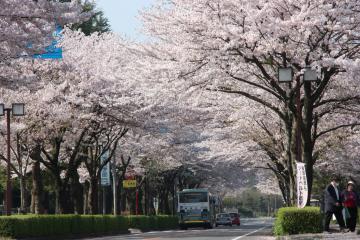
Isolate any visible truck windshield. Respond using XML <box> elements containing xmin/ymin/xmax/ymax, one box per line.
<box><xmin>179</xmin><ymin>192</ymin><xmax>208</xmax><ymax>203</ymax></box>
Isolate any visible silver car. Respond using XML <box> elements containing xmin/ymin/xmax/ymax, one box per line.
<box><xmin>215</xmin><ymin>213</ymin><xmax>232</xmax><ymax>227</ymax></box>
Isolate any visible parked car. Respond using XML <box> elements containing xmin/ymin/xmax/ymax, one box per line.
<box><xmin>215</xmin><ymin>213</ymin><xmax>232</xmax><ymax>227</ymax></box>
<box><xmin>229</xmin><ymin>212</ymin><xmax>240</xmax><ymax>226</ymax></box>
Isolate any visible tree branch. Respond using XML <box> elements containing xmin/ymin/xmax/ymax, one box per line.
<box><xmin>210</xmin><ymin>86</ymin><xmax>286</xmax><ymax>120</ymax></box>
<box><xmin>316</xmin><ymin>123</ymin><xmax>360</xmax><ymax>139</ymax></box>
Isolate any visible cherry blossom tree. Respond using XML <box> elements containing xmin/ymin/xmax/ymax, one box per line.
<box><xmin>0</xmin><ymin>0</ymin><xmax>87</xmax><ymax>64</ymax></box>
<box><xmin>5</xmin><ymin>0</ymin><xmax>360</xmax><ymax>213</ymax></box>
<box><xmin>316</xmin><ymin>129</ymin><xmax>360</xmax><ymax>182</ymax></box>
<box><xmin>141</xmin><ymin>0</ymin><xmax>360</xmax><ymax>205</ymax></box>
<box><xmin>0</xmin><ymin>125</ymin><xmax>31</xmax><ymax>212</ymax></box>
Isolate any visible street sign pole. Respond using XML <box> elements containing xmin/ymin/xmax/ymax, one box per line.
<box><xmin>123</xmin><ymin>177</ymin><xmax>137</xmax><ymax>215</ymax></box>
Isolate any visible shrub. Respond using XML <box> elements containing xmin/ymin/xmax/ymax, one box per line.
<box><xmin>274</xmin><ymin>207</ymin><xmax>323</xmax><ymax>235</ymax></box>
<box><xmin>156</xmin><ymin>215</ymin><xmax>178</xmax><ymax>230</ymax></box>
<box><xmin>127</xmin><ymin>215</ymin><xmax>178</xmax><ymax>231</ymax></box>
<box><xmin>0</xmin><ymin>214</ymin><xmax>177</xmax><ymax>239</ymax></box>
<box><xmin>128</xmin><ymin>215</ymin><xmax>150</xmax><ymax>231</ymax></box>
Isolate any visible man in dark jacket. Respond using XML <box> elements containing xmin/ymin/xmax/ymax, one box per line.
<box><xmin>324</xmin><ymin>176</ymin><xmax>346</xmax><ymax>233</ymax></box>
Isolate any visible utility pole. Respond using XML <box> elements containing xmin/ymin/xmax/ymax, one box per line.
<box><xmin>103</xmin><ymin>187</ymin><xmax>106</xmax><ymax>215</ymax></box>
<box><xmin>5</xmin><ymin>109</ymin><xmax>11</xmax><ymax>216</ymax></box>
<box><xmin>112</xmin><ymin>152</ymin><xmax>117</xmax><ymax>215</ymax></box>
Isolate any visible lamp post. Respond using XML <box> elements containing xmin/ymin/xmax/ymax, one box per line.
<box><xmin>277</xmin><ymin>67</ymin><xmax>317</xmax><ymax>206</ymax></box>
<box><xmin>277</xmin><ymin>67</ymin><xmax>317</xmax><ymax>162</ymax></box>
<box><xmin>0</xmin><ymin>103</ymin><xmax>25</xmax><ymax>216</ymax></box>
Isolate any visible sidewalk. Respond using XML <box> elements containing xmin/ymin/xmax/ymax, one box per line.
<box><xmin>276</xmin><ymin>223</ymin><xmax>360</xmax><ymax>240</ymax></box>
<box><xmin>279</xmin><ymin>231</ymin><xmax>359</xmax><ymax>240</ymax></box>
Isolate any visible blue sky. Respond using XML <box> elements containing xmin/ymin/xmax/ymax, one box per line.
<box><xmin>95</xmin><ymin>0</ymin><xmax>154</xmax><ymax>39</ymax></box>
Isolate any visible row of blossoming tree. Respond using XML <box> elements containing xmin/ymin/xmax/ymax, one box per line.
<box><xmin>1</xmin><ymin>0</ymin><xmax>360</xmax><ymax>215</ymax></box>
<box><xmin>0</xmin><ymin>0</ymin><xmax>253</xmax><ymax>215</ymax></box>
<box><xmin>138</xmin><ymin>0</ymin><xmax>360</xmax><ymax>206</ymax></box>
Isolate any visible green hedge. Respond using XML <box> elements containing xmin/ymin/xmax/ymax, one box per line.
<box><xmin>127</xmin><ymin>215</ymin><xmax>178</xmax><ymax>231</ymax></box>
<box><xmin>274</xmin><ymin>207</ymin><xmax>323</xmax><ymax>235</ymax></box>
<box><xmin>0</xmin><ymin>215</ymin><xmax>178</xmax><ymax>239</ymax></box>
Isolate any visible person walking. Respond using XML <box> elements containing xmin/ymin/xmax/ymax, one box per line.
<box><xmin>341</xmin><ymin>181</ymin><xmax>359</xmax><ymax>232</ymax></box>
<box><xmin>324</xmin><ymin>176</ymin><xmax>346</xmax><ymax>233</ymax></box>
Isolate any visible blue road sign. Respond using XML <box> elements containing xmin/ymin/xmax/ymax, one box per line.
<box><xmin>33</xmin><ymin>25</ymin><xmax>63</xmax><ymax>59</ymax></box>
<box><xmin>101</xmin><ymin>150</ymin><xmax>111</xmax><ymax>186</ymax></box>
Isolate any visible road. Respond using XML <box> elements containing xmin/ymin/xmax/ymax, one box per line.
<box><xmin>82</xmin><ymin>218</ymin><xmax>274</xmax><ymax>240</ymax></box>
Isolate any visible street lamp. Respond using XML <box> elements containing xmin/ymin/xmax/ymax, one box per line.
<box><xmin>278</xmin><ymin>67</ymin><xmax>318</xmax><ymax>207</ymax></box>
<box><xmin>0</xmin><ymin>103</ymin><xmax>25</xmax><ymax>215</ymax></box>
<box><xmin>278</xmin><ymin>67</ymin><xmax>318</xmax><ymax>82</ymax></box>
<box><xmin>303</xmin><ymin>67</ymin><xmax>318</xmax><ymax>82</ymax></box>
<box><xmin>278</xmin><ymin>67</ymin><xmax>293</xmax><ymax>82</ymax></box>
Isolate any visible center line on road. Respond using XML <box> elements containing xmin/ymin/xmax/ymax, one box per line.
<box><xmin>231</xmin><ymin>226</ymin><xmax>268</xmax><ymax>240</ymax></box>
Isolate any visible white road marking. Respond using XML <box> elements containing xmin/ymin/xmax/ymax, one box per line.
<box><xmin>231</xmin><ymin>226</ymin><xmax>268</xmax><ymax>240</ymax></box>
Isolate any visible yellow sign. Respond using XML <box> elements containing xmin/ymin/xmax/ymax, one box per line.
<box><xmin>123</xmin><ymin>180</ymin><xmax>137</xmax><ymax>188</ymax></box>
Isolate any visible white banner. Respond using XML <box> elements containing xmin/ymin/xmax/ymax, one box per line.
<box><xmin>296</xmin><ymin>162</ymin><xmax>308</xmax><ymax>208</ymax></box>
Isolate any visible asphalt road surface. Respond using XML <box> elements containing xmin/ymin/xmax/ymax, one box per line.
<box><xmin>82</xmin><ymin>218</ymin><xmax>274</xmax><ymax>240</ymax></box>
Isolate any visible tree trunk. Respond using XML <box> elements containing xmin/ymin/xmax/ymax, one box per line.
<box><xmin>144</xmin><ymin>177</ymin><xmax>148</xmax><ymax>215</ymax></box>
<box><xmin>83</xmin><ymin>181</ymin><xmax>89</xmax><ymax>214</ymax></box>
<box><xmin>159</xmin><ymin>189</ymin><xmax>166</xmax><ymax>214</ymax></box>
<box><xmin>137</xmin><ymin>188</ymin><xmax>143</xmax><ymax>215</ymax></box>
<box><xmin>70</xmin><ymin>173</ymin><xmax>83</xmax><ymax>214</ymax></box>
<box><xmin>54</xmin><ymin>184</ymin><xmax>60</xmax><ymax>214</ymax></box>
<box><xmin>305</xmin><ymin>162</ymin><xmax>314</xmax><ymax>204</ymax></box>
<box><xmin>120</xmin><ymin>186</ymin><xmax>127</xmax><ymax>213</ymax></box>
<box><xmin>285</xmin><ymin>115</ymin><xmax>297</xmax><ymax>206</ymax></box>
<box><xmin>164</xmin><ymin>190</ymin><xmax>170</xmax><ymax>214</ymax></box>
<box><xmin>88</xmin><ymin>177</ymin><xmax>98</xmax><ymax>214</ymax></box>
<box><xmin>54</xmin><ymin>179</ymin><xmax>71</xmax><ymax>214</ymax></box>
<box><xmin>303</xmin><ymin>81</ymin><xmax>314</xmax><ymax>205</ymax></box>
<box><xmin>19</xmin><ymin>176</ymin><xmax>27</xmax><ymax>213</ymax></box>
<box><xmin>126</xmin><ymin>190</ymin><xmax>134</xmax><ymax>214</ymax></box>
<box><xmin>30</xmin><ymin>160</ymin><xmax>44</xmax><ymax>214</ymax></box>
<box><xmin>60</xmin><ymin>184</ymin><xmax>73</xmax><ymax>214</ymax></box>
